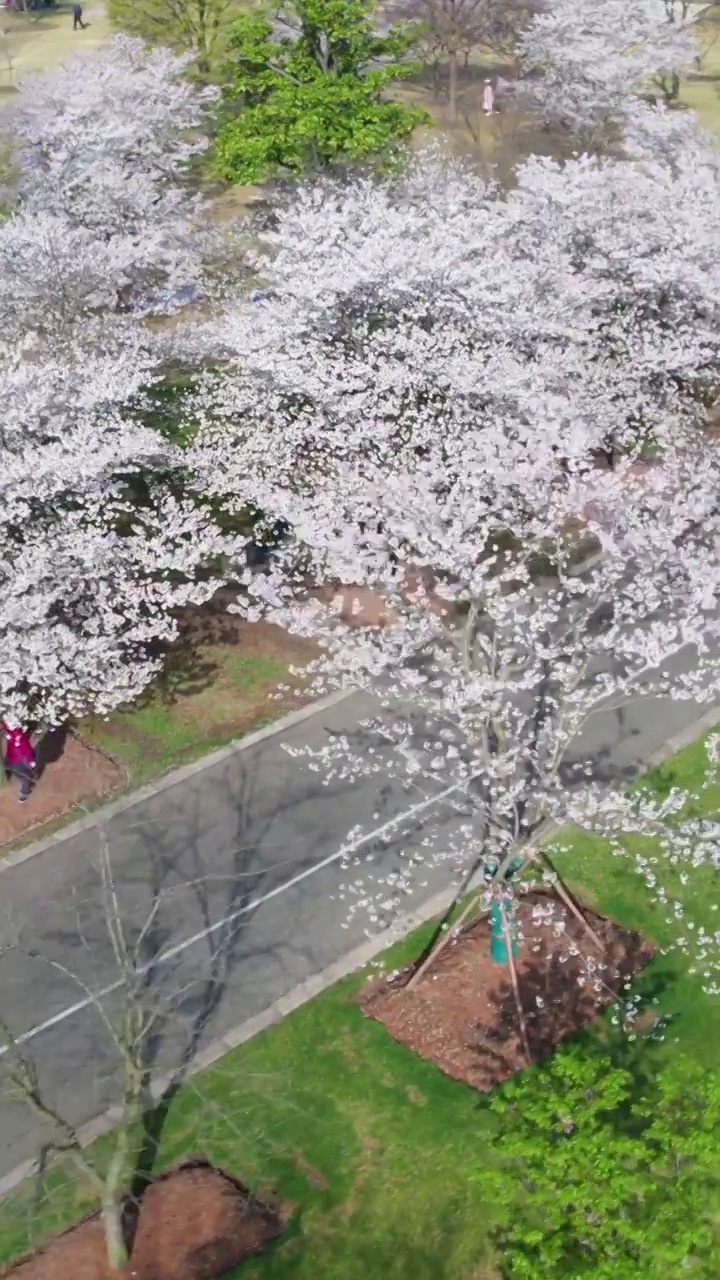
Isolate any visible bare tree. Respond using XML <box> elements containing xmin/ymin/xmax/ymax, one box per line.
<box><xmin>0</xmin><ymin>33</ymin><xmax>17</xmax><ymax>92</ymax></box>
<box><xmin>387</xmin><ymin>0</ymin><xmax>542</xmax><ymax>113</ymax></box>
<box><xmin>107</xmin><ymin>0</ymin><xmax>240</xmax><ymax>77</ymax></box>
<box><xmin>0</xmin><ymin>831</ymin><xmax>256</xmax><ymax>1271</ymax></box>
<box><xmin>473</xmin><ymin>0</ymin><xmax>544</xmax><ymax>62</ymax></box>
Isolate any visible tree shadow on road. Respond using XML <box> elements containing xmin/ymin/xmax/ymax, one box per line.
<box><xmin>0</xmin><ymin>733</ymin><xmax>371</xmax><ymax>1259</ymax></box>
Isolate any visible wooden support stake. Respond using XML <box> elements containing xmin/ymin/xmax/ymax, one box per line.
<box><xmin>531</xmin><ymin>851</ymin><xmax>604</xmax><ymax>952</ymax></box>
<box><xmin>406</xmin><ymin>889</ymin><xmax>484</xmax><ymax>991</ymax></box>
<box><xmin>501</xmin><ymin>902</ymin><xmax>532</xmax><ymax>1065</ymax></box>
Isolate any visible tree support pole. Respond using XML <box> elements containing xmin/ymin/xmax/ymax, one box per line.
<box><xmin>407</xmin><ymin>889</ymin><xmax>486</xmax><ymax>991</ymax></box>
<box><xmin>531</xmin><ymin>851</ymin><xmax>604</xmax><ymax>952</ymax></box>
<box><xmin>501</xmin><ymin>903</ymin><xmax>532</xmax><ymax>1064</ymax></box>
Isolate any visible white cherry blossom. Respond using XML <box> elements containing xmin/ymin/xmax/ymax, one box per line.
<box><xmin>10</xmin><ymin>35</ymin><xmax>218</xmax><ymax>309</ymax></box>
<box><xmin>0</xmin><ymin>40</ymin><xmax>230</xmax><ymax>724</ymax></box>
<box><xmin>517</xmin><ymin>0</ymin><xmax>697</xmax><ymax>140</ymax></box>
<box><xmin>188</xmin><ymin>147</ymin><xmax>720</xmax><ymax>987</ymax></box>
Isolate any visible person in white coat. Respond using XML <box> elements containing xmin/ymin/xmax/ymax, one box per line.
<box><xmin>483</xmin><ymin>79</ymin><xmax>494</xmax><ymax>115</ymax></box>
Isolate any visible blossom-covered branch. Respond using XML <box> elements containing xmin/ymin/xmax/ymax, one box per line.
<box><xmin>187</xmin><ymin>146</ymin><xmax>720</xmax><ymax>986</ymax></box>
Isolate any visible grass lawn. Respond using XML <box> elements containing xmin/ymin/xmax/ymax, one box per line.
<box><xmin>0</xmin><ymin>910</ymin><xmax>506</xmax><ymax>1280</ymax></box>
<box><xmin>0</xmin><ymin>2</ymin><xmax>109</xmax><ymax>93</ymax></box>
<box><xmin>0</xmin><ymin>734</ymin><xmax>719</xmax><ymax>1278</ymax></box>
<box><xmin>680</xmin><ymin>15</ymin><xmax>720</xmax><ymax>131</ymax></box>
<box><xmin>552</xmin><ymin>736</ymin><xmax>720</xmax><ymax>1067</ymax></box>
<box><xmin>80</xmin><ymin>616</ymin><xmax>319</xmax><ymax>788</ymax></box>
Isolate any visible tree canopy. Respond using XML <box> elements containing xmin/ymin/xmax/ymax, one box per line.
<box><xmin>214</xmin><ymin>0</ymin><xmax>431</xmax><ymax>184</ymax></box>
<box><xmin>182</xmin><ymin>128</ymin><xmax>720</xmax><ymax>987</ymax></box>
<box><xmin>0</xmin><ymin>38</ymin><xmax>228</xmax><ymax>725</ymax></box>
<box><xmin>485</xmin><ymin>1046</ymin><xmax>720</xmax><ymax>1278</ymax></box>
<box><xmin>106</xmin><ymin>0</ymin><xmax>240</xmax><ymax>77</ymax></box>
<box><xmin>517</xmin><ymin>0</ymin><xmax>697</xmax><ymax>142</ymax></box>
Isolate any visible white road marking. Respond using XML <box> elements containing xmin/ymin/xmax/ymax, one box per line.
<box><xmin>0</xmin><ymin>783</ymin><xmax>459</xmax><ymax>1058</ymax></box>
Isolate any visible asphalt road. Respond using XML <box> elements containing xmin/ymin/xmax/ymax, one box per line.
<box><xmin>0</xmin><ymin>672</ymin><xmax>715</xmax><ymax>1181</ymax></box>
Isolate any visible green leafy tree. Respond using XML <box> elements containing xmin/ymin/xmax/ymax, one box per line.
<box><xmin>214</xmin><ymin>0</ymin><xmax>431</xmax><ymax>183</ymax></box>
<box><xmin>476</xmin><ymin>1047</ymin><xmax>720</xmax><ymax>1279</ymax></box>
<box><xmin>107</xmin><ymin>0</ymin><xmax>240</xmax><ymax>77</ymax></box>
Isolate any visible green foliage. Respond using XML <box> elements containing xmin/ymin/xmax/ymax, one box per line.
<box><xmin>477</xmin><ymin>1044</ymin><xmax>720</xmax><ymax>1279</ymax></box>
<box><xmin>214</xmin><ymin>0</ymin><xmax>431</xmax><ymax>183</ymax></box>
<box><xmin>107</xmin><ymin>0</ymin><xmax>241</xmax><ymax>76</ymax></box>
<box><xmin>136</xmin><ymin>369</ymin><xmax>199</xmax><ymax>446</ymax></box>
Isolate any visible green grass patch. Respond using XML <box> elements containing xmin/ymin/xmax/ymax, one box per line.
<box><xmin>0</xmin><ymin>736</ymin><xmax>719</xmax><ymax>1277</ymax></box>
<box><xmin>680</xmin><ymin>17</ymin><xmax>720</xmax><ymax>132</ymax></box>
<box><xmin>0</xmin><ymin>961</ymin><xmax>504</xmax><ymax>1279</ymax></box>
<box><xmin>82</xmin><ymin>639</ymin><xmax>299</xmax><ymax>788</ymax></box>
<box><xmin>551</xmin><ymin>729</ymin><xmax>720</xmax><ymax>1069</ymax></box>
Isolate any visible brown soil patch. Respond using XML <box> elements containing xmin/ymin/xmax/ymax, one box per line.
<box><xmin>0</xmin><ymin>732</ymin><xmax>123</xmax><ymax>848</ymax></box>
<box><xmin>318</xmin><ymin>569</ymin><xmax>461</xmax><ymax>630</ymax></box>
<box><xmin>1</xmin><ymin>1159</ymin><xmax>283</xmax><ymax>1280</ymax></box>
<box><xmin>361</xmin><ymin>892</ymin><xmax>654</xmax><ymax>1090</ymax></box>
<box><xmin>176</xmin><ymin>595</ymin><xmax>321</xmax><ymax>666</ymax></box>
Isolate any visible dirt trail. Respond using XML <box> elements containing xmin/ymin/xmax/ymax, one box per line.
<box><xmin>0</xmin><ymin>2</ymin><xmax>109</xmax><ymax>96</ymax></box>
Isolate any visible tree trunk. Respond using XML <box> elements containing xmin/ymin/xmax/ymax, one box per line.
<box><xmin>448</xmin><ymin>48</ymin><xmax>458</xmax><ymax>116</ymax></box>
<box><xmin>195</xmin><ymin>0</ymin><xmax>211</xmax><ymax>81</ymax></box>
<box><xmin>101</xmin><ymin>1197</ymin><xmax>129</xmax><ymax>1272</ymax></box>
<box><xmin>100</xmin><ymin>1070</ymin><xmax>146</xmax><ymax>1270</ymax></box>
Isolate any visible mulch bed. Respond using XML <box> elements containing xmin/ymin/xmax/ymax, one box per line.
<box><xmin>361</xmin><ymin>891</ymin><xmax>654</xmax><ymax>1090</ymax></box>
<box><xmin>0</xmin><ymin>731</ymin><xmax>124</xmax><ymax>848</ymax></box>
<box><xmin>1</xmin><ymin>1159</ymin><xmax>284</xmax><ymax>1280</ymax></box>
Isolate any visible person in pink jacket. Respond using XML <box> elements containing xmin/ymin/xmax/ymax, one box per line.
<box><xmin>1</xmin><ymin>720</ymin><xmax>36</xmax><ymax>803</ymax></box>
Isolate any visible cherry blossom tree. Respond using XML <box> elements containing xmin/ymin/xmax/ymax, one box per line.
<box><xmin>8</xmin><ymin>36</ymin><xmax>219</xmax><ymax>312</ymax></box>
<box><xmin>0</xmin><ymin>211</ymin><xmax>161</xmax><ymax>338</ymax></box>
<box><xmin>0</xmin><ymin>341</ymin><xmax>231</xmax><ymax>726</ymax></box>
<box><xmin>516</xmin><ymin>0</ymin><xmax>698</xmax><ymax>144</ymax></box>
<box><xmin>186</xmin><ymin>139</ymin><xmax>720</xmax><ymax>483</ymax></box>
<box><xmin>621</xmin><ymin>95</ymin><xmax>720</xmax><ymax>167</ymax></box>
<box><xmin>0</xmin><ymin>36</ymin><xmax>240</xmax><ymax>725</ymax></box>
<box><xmin>185</xmin><ymin>147</ymin><xmax>720</xmax><ymax>998</ymax></box>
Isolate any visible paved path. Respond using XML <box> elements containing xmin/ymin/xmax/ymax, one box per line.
<box><xmin>0</xmin><ymin>661</ymin><xmax>716</xmax><ymax>1181</ymax></box>
<box><xmin>0</xmin><ymin>2</ymin><xmax>109</xmax><ymax>84</ymax></box>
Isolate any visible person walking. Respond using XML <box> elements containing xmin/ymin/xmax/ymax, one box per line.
<box><xmin>72</xmin><ymin>3</ymin><xmax>86</xmax><ymax>29</ymax></box>
<box><xmin>0</xmin><ymin>720</ymin><xmax>36</xmax><ymax>804</ymax></box>
<box><xmin>483</xmin><ymin>79</ymin><xmax>495</xmax><ymax>116</ymax></box>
